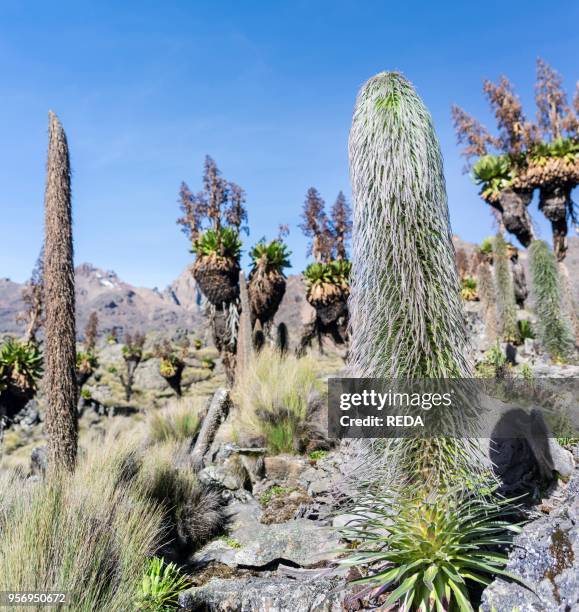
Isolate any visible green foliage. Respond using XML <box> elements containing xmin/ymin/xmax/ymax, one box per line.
<box><xmin>472</xmin><ymin>155</ymin><xmax>514</xmax><ymax>200</ymax></box>
<box><xmin>479</xmin><ymin>237</ymin><xmax>494</xmax><ymax>255</ymax></box>
<box><xmin>0</xmin><ymin>438</ymin><xmax>165</xmax><ymax>611</ymax></box>
<box><xmin>493</xmin><ymin>234</ymin><xmax>520</xmax><ymax>344</ymax></box>
<box><xmin>460</xmin><ymin>276</ymin><xmax>478</xmax><ymax>301</ymax></box>
<box><xmin>193</xmin><ymin>338</ymin><xmax>203</xmax><ymax>350</ymax></box>
<box><xmin>517</xmin><ymin>319</ymin><xmax>535</xmax><ymax>341</ymax></box>
<box><xmin>76</xmin><ymin>351</ymin><xmax>98</xmax><ymax>372</ymax></box>
<box><xmin>249</xmin><ymin>239</ymin><xmax>291</xmax><ymax>272</ymax></box>
<box><xmin>340</xmin><ymin>491</ymin><xmax>525</xmax><ymax>612</ymax></box>
<box><xmin>80</xmin><ymin>387</ymin><xmax>92</xmax><ymax>400</ymax></box>
<box><xmin>192</xmin><ymin>227</ymin><xmax>242</xmax><ymax>260</ymax></box>
<box><xmin>122</xmin><ymin>345</ymin><xmax>144</xmax><ymax>360</ymax></box>
<box><xmin>475</xmin><ymin>341</ymin><xmax>509</xmax><ymax>379</ymax></box>
<box><xmin>308</xmin><ymin>450</ymin><xmax>328</xmax><ymax>461</ymax></box>
<box><xmin>219</xmin><ymin>536</ymin><xmax>242</xmax><ymax>549</ymax></box>
<box><xmin>530</xmin><ymin>137</ymin><xmax>579</xmax><ymax>164</ymax></box>
<box><xmin>148</xmin><ymin>405</ymin><xmax>201</xmax><ymax>444</ymax></box>
<box><xmin>232</xmin><ymin>347</ymin><xmax>321</xmax><ymax>455</ymax></box>
<box><xmin>303</xmin><ymin>260</ymin><xmax>351</xmax><ymax>287</ymax></box>
<box><xmin>0</xmin><ymin>338</ymin><xmax>43</xmax><ymax>391</ymax></box>
<box><xmin>519</xmin><ymin>363</ymin><xmax>534</xmax><ymax>381</ymax></box>
<box><xmin>349</xmin><ymin>72</ymin><xmax>472</xmax><ymax>379</ymax></box>
<box><xmin>136</xmin><ymin>556</ymin><xmax>191</xmax><ymax>611</ymax></box>
<box><xmin>259</xmin><ymin>485</ymin><xmax>295</xmax><ymax>506</ymax></box>
<box><xmin>529</xmin><ymin>240</ymin><xmax>575</xmax><ymax>362</ymax></box>
<box><xmin>200</xmin><ymin>357</ymin><xmax>215</xmax><ymax>370</ymax></box>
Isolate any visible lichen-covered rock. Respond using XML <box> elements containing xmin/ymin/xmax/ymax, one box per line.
<box><xmin>193</xmin><ymin>499</ymin><xmax>339</xmax><ymax>569</ymax></box>
<box><xmin>481</xmin><ymin>469</ymin><xmax>579</xmax><ymax>611</ymax></box>
<box><xmin>178</xmin><ymin>576</ymin><xmax>345</xmax><ymax>611</ymax></box>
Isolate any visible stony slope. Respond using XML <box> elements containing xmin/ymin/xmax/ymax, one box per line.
<box><xmin>1</xmin><ymin>237</ymin><xmax>578</xmax><ymax>340</ymax></box>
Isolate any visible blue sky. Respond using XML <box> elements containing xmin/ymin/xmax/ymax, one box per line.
<box><xmin>1</xmin><ymin>0</ymin><xmax>577</xmax><ymax>288</ymax></box>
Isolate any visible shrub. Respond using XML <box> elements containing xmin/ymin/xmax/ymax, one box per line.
<box><xmin>303</xmin><ymin>260</ymin><xmax>351</xmax><ymax>304</ymax></box>
<box><xmin>472</xmin><ymin>154</ymin><xmax>513</xmax><ymax>202</ymax></box>
<box><xmin>475</xmin><ymin>340</ymin><xmax>509</xmax><ymax>379</ymax></box>
<box><xmin>529</xmin><ymin>240</ymin><xmax>575</xmax><ymax>362</ymax></box>
<box><xmin>148</xmin><ymin>401</ymin><xmax>202</xmax><ymax>444</ymax></box>
<box><xmin>136</xmin><ymin>556</ymin><xmax>191</xmax><ymax>611</ymax></box>
<box><xmin>340</xmin><ymin>491</ymin><xmax>524</xmax><ymax>611</ymax></box>
<box><xmin>0</xmin><ymin>338</ymin><xmax>43</xmax><ymax>392</ymax></box>
<box><xmin>479</xmin><ymin>237</ymin><xmax>494</xmax><ymax>256</ymax></box>
<box><xmin>0</xmin><ymin>438</ymin><xmax>164</xmax><ymax>611</ymax></box>
<box><xmin>137</xmin><ymin>441</ymin><xmax>228</xmax><ymax>553</ymax></box>
<box><xmin>517</xmin><ymin>319</ymin><xmax>535</xmax><ymax>341</ymax></box>
<box><xmin>232</xmin><ymin>347</ymin><xmax>321</xmax><ymax>454</ymax></box>
<box><xmin>346</xmin><ymin>71</ymin><xmax>505</xmax><ymax>608</ymax></box>
<box><xmin>460</xmin><ymin>276</ymin><xmax>478</xmax><ymax>301</ymax></box>
<box><xmin>0</xmin><ymin>432</ymin><xmax>228</xmax><ymax>610</ymax></box>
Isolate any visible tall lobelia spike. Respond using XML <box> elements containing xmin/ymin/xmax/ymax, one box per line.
<box><xmin>348</xmin><ymin>72</ymin><xmax>471</xmax><ymax>379</ymax></box>
<box><xmin>43</xmin><ymin>111</ymin><xmax>78</xmax><ymax>473</ymax></box>
<box><xmin>347</xmin><ymin>72</ymin><xmax>490</xmax><ymax>492</ymax></box>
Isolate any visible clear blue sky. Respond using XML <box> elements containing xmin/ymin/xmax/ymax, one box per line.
<box><xmin>1</xmin><ymin>0</ymin><xmax>577</xmax><ymax>288</ymax></box>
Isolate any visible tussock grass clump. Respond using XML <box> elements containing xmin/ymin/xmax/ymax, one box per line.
<box><xmin>0</xmin><ymin>437</ymin><xmax>164</xmax><ymax>611</ymax></box>
<box><xmin>148</xmin><ymin>399</ymin><xmax>203</xmax><ymax>444</ymax></box>
<box><xmin>231</xmin><ymin>347</ymin><xmax>322</xmax><ymax>454</ymax></box>
<box><xmin>0</xmin><ymin>432</ymin><xmax>228</xmax><ymax>610</ymax></box>
<box><xmin>529</xmin><ymin>240</ymin><xmax>576</xmax><ymax>362</ymax></box>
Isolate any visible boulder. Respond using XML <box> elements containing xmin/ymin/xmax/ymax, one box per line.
<box><xmin>481</xmin><ymin>470</ymin><xmax>579</xmax><ymax>611</ymax></box>
<box><xmin>178</xmin><ymin>575</ymin><xmax>345</xmax><ymax>611</ymax></box>
<box><xmin>193</xmin><ymin>499</ymin><xmax>339</xmax><ymax>569</ymax></box>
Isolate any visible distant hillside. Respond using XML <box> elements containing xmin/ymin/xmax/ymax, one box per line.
<box><xmin>0</xmin><ymin>263</ymin><xmax>206</xmax><ymax>340</ymax></box>
<box><xmin>1</xmin><ymin>236</ymin><xmax>578</xmax><ymax>340</ymax></box>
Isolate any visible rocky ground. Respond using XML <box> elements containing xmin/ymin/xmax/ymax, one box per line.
<box><xmin>1</xmin><ymin>238</ymin><xmax>579</xmax><ymax>611</ymax></box>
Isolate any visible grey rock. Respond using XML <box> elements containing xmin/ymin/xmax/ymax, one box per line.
<box><xmin>133</xmin><ymin>357</ymin><xmax>168</xmax><ymax>391</ymax></box>
<box><xmin>481</xmin><ymin>470</ymin><xmax>579</xmax><ymax>611</ymax></box>
<box><xmin>308</xmin><ymin>477</ymin><xmax>333</xmax><ymax>496</ymax></box>
<box><xmin>193</xmin><ymin>498</ymin><xmax>339</xmax><ymax>569</ymax></box>
<box><xmin>30</xmin><ymin>446</ymin><xmax>47</xmax><ymax>477</ymax></box>
<box><xmin>178</xmin><ymin>575</ymin><xmax>345</xmax><ymax>611</ymax></box>
<box><xmin>198</xmin><ymin>459</ymin><xmax>251</xmax><ymax>492</ymax></box>
<box><xmin>301</xmin><ymin>467</ymin><xmax>322</xmax><ymax>483</ymax></box>
<box><xmin>264</xmin><ymin>455</ymin><xmax>309</xmax><ymax>483</ymax></box>
<box><xmin>13</xmin><ymin>400</ymin><xmax>40</xmax><ymax>429</ymax></box>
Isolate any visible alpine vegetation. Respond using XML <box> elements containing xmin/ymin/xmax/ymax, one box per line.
<box><xmin>349</xmin><ymin>72</ymin><xmax>471</xmax><ymax>380</ymax></box>
<box><xmin>43</xmin><ymin>111</ymin><xmax>78</xmax><ymax>474</ymax></box>
<box><xmin>492</xmin><ymin>233</ymin><xmax>520</xmax><ymax>344</ymax></box>
<box><xmin>343</xmin><ymin>72</ymin><xmax>510</xmax><ymax>610</ymax></box>
<box><xmin>529</xmin><ymin>240</ymin><xmax>576</xmax><ymax>362</ymax></box>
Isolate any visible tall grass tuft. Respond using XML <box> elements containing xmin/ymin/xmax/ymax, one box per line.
<box><xmin>529</xmin><ymin>240</ymin><xmax>575</xmax><ymax>362</ymax></box>
<box><xmin>147</xmin><ymin>399</ymin><xmax>202</xmax><ymax>444</ymax></box>
<box><xmin>0</xmin><ymin>437</ymin><xmax>164</xmax><ymax>611</ymax></box>
<box><xmin>0</xmin><ymin>432</ymin><xmax>227</xmax><ymax>610</ymax></box>
<box><xmin>231</xmin><ymin>346</ymin><xmax>321</xmax><ymax>454</ymax></box>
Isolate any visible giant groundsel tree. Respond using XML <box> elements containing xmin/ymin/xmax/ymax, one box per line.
<box><xmin>452</xmin><ymin>59</ymin><xmax>579</xmax><ymax>261</ymax></box>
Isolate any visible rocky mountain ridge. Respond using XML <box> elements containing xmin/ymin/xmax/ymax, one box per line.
<box><xmin>1</xmin><ymin>237</ymin><xmax>577</xmax><ymax>341</ymax></box>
